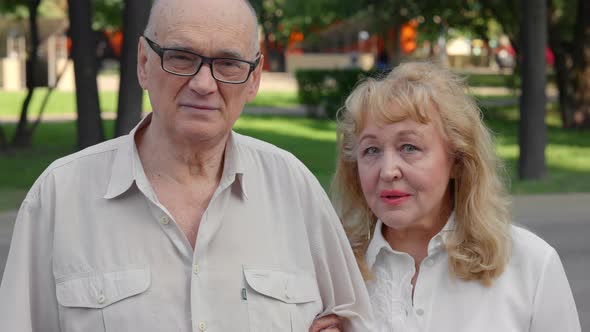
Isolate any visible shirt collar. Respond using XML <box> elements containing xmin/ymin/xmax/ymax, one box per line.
<box><xmin>103</xmin><ymin>113</ymin><xmax>152</xmax><ymax>199</ymax></box>
<box><xmin>219</xmin><ymin>131</ymin><xmax>249</xmax><ymax>199</ymax></box>
<box><xmin>365</xmin><ymin>219</ymin><xmax>390</xmax><ymax>270</ymax></box>
<box><xmin>103</xmin><ymin>113</ymin><xmax>249</xmax><ymax>200</ymax></box>
<box><xmin>365</xmin><ymin>212</ymin><xmax>456</xmax><ymax>270</ymax></box>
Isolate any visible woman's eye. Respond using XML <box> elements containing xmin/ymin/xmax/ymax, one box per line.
<box><xmin>401</xmin><ymin>144</ymin><xmax>418</xmax><ymax>153</ymax></box>
<box><xmin>364</xmin><ymin>146</ymin><xmax>379</xmax><ymax>155</ymax></box>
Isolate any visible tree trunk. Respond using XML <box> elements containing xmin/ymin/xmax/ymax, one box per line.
<box><xmin>547</xmin><ymin>0</ymin><xmax>576</xmax><ymax>128</ymax></box>
<box><xmin>437</xmin><ymin>23</ymin><xmax>448</xmax><ymax>66</ymax></box>
<box><xmin>547</xmin><ymin>0</ymin><xmax>574</xmax><ymax>128</ymax></box>
<box><xmin>68</xmin><ymin>0</ymin><xmax>104</xmax><ymax>149</ymax></box>
<box><xmin>11</xmin><ymin>1</ymin><xmax>41</xmax><ymax>148</ymax></box>
<box><xmin>518</xmin><ymin>0</ymin><xmax>547</xmax><ymax>180</ymax></box>
<box><xmin>390</xmin><ymin>20</ymin><xmax>402</xmax><ymax>67</ymax></box>
<box><xmin>0</xmin><ymin>125</ymin><xmax>7</xmax><ymax>150</ymax></box>
<box><xmin>115</xmin><ymin>0</ymin><xmax>150</xmax><ymax>137</ymax></box>
<box><xmin>572</xmin><ymin>0</ymin><xmax>590</xmax><ymax>127</ymax></box>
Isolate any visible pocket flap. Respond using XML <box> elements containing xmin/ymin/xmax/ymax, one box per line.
<box><xmin>56</xmin><ymin>266</ymin><xmax>151</xmax><ymax>309</ymax></box>
<box><xmin>243</xmin><ymin>267</ymin><xmax>319</xmax><ymax>304</ymax></box>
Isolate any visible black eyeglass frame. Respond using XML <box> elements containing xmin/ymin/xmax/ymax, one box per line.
<box><xmin>143</xmin><ymin>36</ymin><xmax>261</xmax><ymax>84</ymax></box>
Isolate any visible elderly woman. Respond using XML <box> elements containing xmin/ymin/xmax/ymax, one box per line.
<box><xmin>312</xmin><ymin>62</ymin><xmax>580</xmax><ymax>332</ymax></box>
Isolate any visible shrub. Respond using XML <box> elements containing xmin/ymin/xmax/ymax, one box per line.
<box><xmin>295</xmin><ymin>69</ymin><xmax>378</xmax><ymax>119</ymax></box>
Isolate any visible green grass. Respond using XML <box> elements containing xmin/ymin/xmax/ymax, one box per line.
<box><xmin>0</xmin><ymin>89</ymin><xmax>298</xmax><ymax>117</ymax></box>
<box><xmin>481</xmin><ymin>105</ymin><xmax>590</xmax><ymax>194</ymax></box>
<box><xmin>1</xmin><ymin>106</ymin><xmax>589</xmax><ymax>211</ymax></box>
<box><xmin>465</xmin><ymin>73</ymin><xmax>520</xmax><ymax>88</ymax></box>
<box><xmin>246</xmin><ymin>91</ymin><xmax>299</xmax><ymax>108</ymax></box>
<box><xmin>463</xmin><ymin>72</ymin><xmax>556</xmax><ymax>88</ymax></box>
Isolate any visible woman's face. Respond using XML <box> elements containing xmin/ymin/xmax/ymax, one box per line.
<box><xmin>356</xmin><ymin>109</ymin><xmax>455</xmax><ymax>232</ymax></box>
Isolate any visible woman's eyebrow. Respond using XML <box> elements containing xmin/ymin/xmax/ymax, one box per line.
<box><xmin>358</xmin><ymin>133</ymin><xmax>377</xmax><ymax>144</ymax></box>
<box><xmin>397</xmin><ymin>129</ymin><xmax>424</xmax><ymax>138</ymax></box>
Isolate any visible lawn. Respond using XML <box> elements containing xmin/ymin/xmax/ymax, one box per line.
<box><xmin>1</xmin><ymin>105</ymin><xmax>589</xmax><ymax>211</ymax></box>
<box><xmin>463</xmin><ymin>72</ymin><xmax>555</xmax><ymax>88</ymax></box>
<box><xmin>0</xmin><ymin>89</ymin><xmax>298</xmax><ymax>118</ymax></box>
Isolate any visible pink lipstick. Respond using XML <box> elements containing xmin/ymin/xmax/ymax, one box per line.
<box><xmin>380</xmin><ymin>190</ymin><xmax>411</xmax><ymax>205</ymax></box>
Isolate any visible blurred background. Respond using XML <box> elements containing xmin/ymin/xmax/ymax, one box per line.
<box><xmin>0</xmin><ymin>0</ymin><xmax>588</xmax><ymax>329</ymax></box>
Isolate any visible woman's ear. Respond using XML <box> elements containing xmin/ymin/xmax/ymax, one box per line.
<box><xmin>450</xmin><ymin>157</ymin><xmax>461</xmax><ymax>179</ymax></box>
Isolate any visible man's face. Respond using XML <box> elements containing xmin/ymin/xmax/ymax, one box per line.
<box><xmin>137</xmin><ymin>0</ymin><xmax>262</xmax><ymax>145</ymax></box>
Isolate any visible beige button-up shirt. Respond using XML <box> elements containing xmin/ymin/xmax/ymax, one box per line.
<box><xmin>366</xmin><ymin>214</ymin><xmax>581</xmax><ymax>332</ymax></box>
<box><xmin>0</xmin><ymin>115</ymin><xmax>373</xmax><ymax>331</ymax></box>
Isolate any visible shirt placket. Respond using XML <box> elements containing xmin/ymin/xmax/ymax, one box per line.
<box><xmin>147</xmin><ymin>201</ymin><xmax>194</xmax><ymax>261</ymax></box>
<box><xmin>411</xmin><ymin>236</ymin><xmax>443</xmax><ymax>331</ymax></box>
<box><xmin>190</xmin><ymin>181</ymin><xmax>233</xmax><ymax>332</ymax></box>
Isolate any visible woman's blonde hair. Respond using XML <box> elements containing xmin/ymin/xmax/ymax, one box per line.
<box><xmin>332</xmin><ymin>62</ymin><xmax>512</xmax><ymax>286</ymax></box>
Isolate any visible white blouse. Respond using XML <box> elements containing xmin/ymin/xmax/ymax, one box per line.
<box><xmin>366</xmin><ymin>214</ymin><xmax>581</xmax><ymax>332</ymax></box>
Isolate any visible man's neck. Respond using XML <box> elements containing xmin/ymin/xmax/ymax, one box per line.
<box><xmin>136</xmin><ymin>122</ymin><xmax>228</xmax><ymax>186</ymax></box>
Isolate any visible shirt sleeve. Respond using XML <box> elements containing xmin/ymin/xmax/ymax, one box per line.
<box><xmin>0</xmin><ymin>191</ymin><xmax>60</xmax><ymax>331</ymax></box>
<box><xmin>299</xmin><ymin>170</ymin><xmax>375</xmax><ymax>331</ymax></box>
<box><xmin>529</xmin><ymin>248</ymin><xmax>581</xmax><ymax>332</ymax></box>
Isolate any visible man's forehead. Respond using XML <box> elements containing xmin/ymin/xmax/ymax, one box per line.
<box><xmin>149</xmin><ymin>0</ymin><xmax>257</xmax><ymax>54</ymax></box>
<box><xmin>151</xmin><ymin>0</ymin><xmax>255</xmax><ymax>31</ymax></box>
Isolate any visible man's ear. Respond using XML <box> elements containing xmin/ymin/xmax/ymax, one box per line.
<box><xmin>245</xmin><ymin>54</ymin><xmax>264</xmax><ymax>103</ymax></box>
<box><xmin>137</xmin><ymin>38</ymin><xmax>149</xmax><ymax>89</ymax></box>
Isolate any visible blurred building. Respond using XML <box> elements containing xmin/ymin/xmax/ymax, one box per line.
<box><xmin>0</xmin><ymin>17</ymin><xmax>71</xmax><ymax>91</ymax></box>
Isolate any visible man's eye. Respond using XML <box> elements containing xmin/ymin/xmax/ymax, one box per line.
<box><xmin>170</xmin><ymin>54</ymin><xmax>193</xmax><ymax>61</ymax></box>
<box><xmin>218</xmin><ymin>60</ymin><xmax>243</xmax><ymax>68</ymax></box>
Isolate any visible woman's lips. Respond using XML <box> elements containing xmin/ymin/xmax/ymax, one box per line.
<box><xmin>380</xmin><ymin>190</ymin><xmax>411</xmax><ymax>205</ymax></box>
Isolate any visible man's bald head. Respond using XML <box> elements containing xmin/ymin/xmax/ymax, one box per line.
<box><xmin>144</xmin><ymin>0</ymin><xmax>260</xmax><ymax>55</ymax></box>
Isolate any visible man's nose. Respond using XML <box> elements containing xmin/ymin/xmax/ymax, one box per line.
<box><xmin>188</xmin><ymin>63</ymin><xmax>218</xmax><ymax>94</ymax></box>
<box><xmin>379</xmin><ymin>152</ymin><xmax>402</xmax><ymax>182</ymax></box>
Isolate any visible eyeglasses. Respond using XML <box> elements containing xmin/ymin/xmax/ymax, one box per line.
<box><xmin>143</xmin><ymin>36</ymin><xmax>261</xmax><ymax>84</ymax></box>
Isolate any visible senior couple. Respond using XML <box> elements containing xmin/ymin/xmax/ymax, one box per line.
<box><xmin>0</xmin><ymin>0</ymin><xmax>581</xmax><ymax>331</ymax></box>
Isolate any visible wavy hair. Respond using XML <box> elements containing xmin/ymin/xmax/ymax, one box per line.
<box><xmin>332</xmin><ymin>62</ymin><xmax>512</xmax><ymax>285</ymax></box>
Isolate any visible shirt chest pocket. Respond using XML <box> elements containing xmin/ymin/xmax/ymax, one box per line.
<box><xmin>55</xmin><ymin>266</ymin><xmax>151</xmax><ymax>332</ymax></box>
<box><xmin>243</xmin><ymin>267</ymin><xmax>321</xmax><ymax>332</ymax></box>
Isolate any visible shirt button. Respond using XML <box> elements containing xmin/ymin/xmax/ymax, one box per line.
<box><xmin>97</xmin><ymin>293</ymin><xmax>106</xmax><ymax>304</ymax></box>
<box><xmin>193</xmin><ymin>264</ymin><xmax>200</xmax><ymax>275</ymax></box>
<box><xmin>416</xmin><ymin>308</ymin><xmax>425</xmax><ymax>316</ymax></box>
<box><xmin>198</xmin><ymin>321</ymin><xmax>207</xmax><ymax>331</ymax></box>
<box><xmin>160</xmin><ymin>216</ymin><xmax>170</xmax><ymax>225</ymax></box>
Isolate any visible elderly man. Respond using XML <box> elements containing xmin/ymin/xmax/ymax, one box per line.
<box><xmin>0</xmin><ymin>0</ymin><xmax>373</xmax><ymax>331</ymax></box>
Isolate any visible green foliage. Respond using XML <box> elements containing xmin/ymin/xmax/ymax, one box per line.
<box><xmin>250</xmin><ymin>0</ymin><xmax>360</xmax><ymax>50</ymax></box>
<box><xmin>92</xmin><ymin>0</ymin><xmax>124</xmax><ymax>29</ymax></box>
<box><xmin>0</xmin><ymin>0</ymin><xmax>65</xmax><ymax>19</ymax></box>
<box><xmin>295</xmin><ymin>69</ymin><xmax>378</xmax><ymax>119</ymax></box>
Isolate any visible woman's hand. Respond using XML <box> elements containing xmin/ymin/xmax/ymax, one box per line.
<box><xmin>309</xmin><ymin>314</ymin><xmax>343</xmax><ymax>332</ymax></box>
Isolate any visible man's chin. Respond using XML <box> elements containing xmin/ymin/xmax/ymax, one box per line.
<box><xmin>176</xmin><ymin>123</ymin><xmax>229</xmax><ymax>143</ymax></box>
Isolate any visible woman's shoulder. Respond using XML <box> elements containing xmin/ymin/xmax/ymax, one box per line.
<box><xmin>510</xmin><ymin>224</ymin><xmax>557</xmax><ymax>266</ymax></box>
